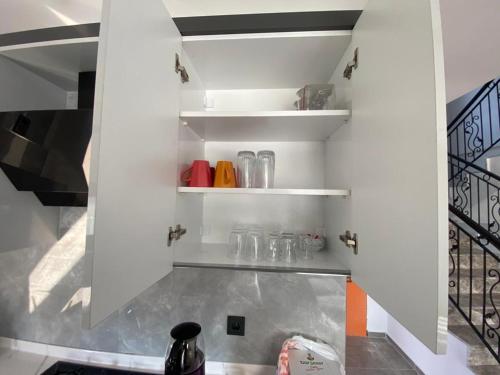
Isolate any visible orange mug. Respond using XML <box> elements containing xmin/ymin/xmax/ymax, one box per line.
<box><xmin>213</xmin><ymin>161</ymin><xmax>236</xmax><ymax>188</ymax></box>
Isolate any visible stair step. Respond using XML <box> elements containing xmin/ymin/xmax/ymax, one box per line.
<box><xmin>454</xmin><ymin>245</ymin><xmax>500</xmax><ymax>257</ymax></box>
<box><xmin>449</xmin><ymin>324</ymin><xmax>499</xmax><ymax>366</ymax></box>
<box><xmin>448</xmin><ymin>304</ymin><xmax>497</xmax><ymax>327</ymax></box>
<box><xmin>468</xmin><ymin>346</ymin><xmax>500</xmax><ymax>367</ymax></box>
<box><xmin>453</xmin><ymin>253</ymin><xmax>499</xmax><ymax>270</ymax></box>
<box><xmin>449</xmin><ymin>275</ymin><xmax>500</xmax><ymax>294</ymax></box>
<box><xmin>469</xmin><ymin>365</ymin><xmax>500</xmax><ymax>375</ymax></box>
<box><xmin>450</xmin><ymin>294</ymin><xmax>500</xmax><ymax>309</ymax></box>
<box><xmin>449</xmin><ymin>323</ymin><xmax>489</xmax><ymax>346</ymax></box>
<box><xmin>450</xmin><ymin>230</ymin><xmax>500</xmax><ymax>259</ymax></box>
<box><xmin>453</xmin><ymin>269</ymin><xmax>500</xmax><ymax>278</ymax></box>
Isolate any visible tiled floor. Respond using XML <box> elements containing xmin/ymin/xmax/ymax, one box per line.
<box><xmin>346</xmin><ymin>336</ymin><xmax>423</xmax><ymax>375</ymax></box>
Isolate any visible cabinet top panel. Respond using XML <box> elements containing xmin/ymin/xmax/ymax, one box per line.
<box><xmin>182</xmin><ymin>31</ymin><xmax>351</xmax><ymax>89</ymax></box>
<box><xmin>174</xmin><ymin>10</ymin><xmax>362</xmax><ymax>35</ymax></box>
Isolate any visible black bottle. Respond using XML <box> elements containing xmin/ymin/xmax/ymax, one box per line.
<box><xmin>165</xmin><ymin>322</ymin><xmax>205</xmax><ymax>375</ymax></box>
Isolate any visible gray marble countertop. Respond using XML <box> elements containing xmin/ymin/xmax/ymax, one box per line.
<box><xmin>0</xmin><ymin>346</ymin><xmax>276</xmax><ymax>375</ymax></box>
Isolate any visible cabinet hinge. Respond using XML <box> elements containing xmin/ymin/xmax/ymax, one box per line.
<box><xmin>343</xmin><ymin>48</ymin><xmax>358</xmax><ymax>80</ymax></box>
<box><xmin>175</xmin><ymin>53</ymin><xmax>189</xmax><ymax>83</ymax></box>
<box><xmin>168</xmin><ymin>224</ymin><xmax>187</xmax><ymax>247</ymax></box>
<box><xmin>339</xmin><ymin>230</ymin><xmax>358</xmax><ymax>255</ymax></box>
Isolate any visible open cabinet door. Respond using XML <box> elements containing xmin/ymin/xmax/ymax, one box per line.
<box><xmin>82</xmin><ymin>0</ymin><xmax>181</xmax><ymax>327</ymax></box>
<box><xmin>342</xmin><ymin>0</ymin><xmax>448</xmax><ymax>352</ymax></box>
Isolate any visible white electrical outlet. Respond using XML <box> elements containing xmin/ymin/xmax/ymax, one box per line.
<box><xmin>66</xmin><ymin>91</ymin><xmax>78</xmax><ymax>109</ymax></box>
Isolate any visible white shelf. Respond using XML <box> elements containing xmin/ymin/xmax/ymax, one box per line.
<box><xmin>173</xmin><ymin>243</ymin><xmax>350</xmax><ymax>275</ymax></box>
<box><xmin>178</xmin><ymin>187</ymin><xmax>350</xmax><ymax>196</ymax></box>
<box><xmin>182</xmin><ymin>30</ymin><xmax>352</xmax><ymax>90</ymax></box>
<box><xmin>180</xmin><ymin>110</ymin><xmax>350</xmax><ymax>141</ymax></box>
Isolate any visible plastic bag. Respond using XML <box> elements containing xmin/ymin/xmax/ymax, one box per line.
<box><xmin>277</xmin><ymin>336</ymin><xmax>345</xmax><ymax>375</ymax></box>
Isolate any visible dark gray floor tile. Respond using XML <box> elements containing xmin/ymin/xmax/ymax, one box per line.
<box><xmin>377</xmin><ymin>343</ymin><xmax>415</xmax><ymax>370</ymax></box>
<box><xmin>346</xmin><ymin>350</ymin><xmax>388</xmax><ymax>370</ymax></box>
<box><xmin>346</xmin><ymin>337</ymin><xmax>414</xmax><ymax>371</ymax></box>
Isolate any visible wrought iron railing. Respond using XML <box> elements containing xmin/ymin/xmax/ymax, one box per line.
<box><xmin>449</xmin><ymin>217</ymin><xmax>500</xmax><ymax>362</ymax></box>
<box><xmin>448</xmin><ymin>153</ymin><xmax>500</xmax><ymax>240</ymax></box>
<box><xmin>448</xmin><ymin>78</ymin><xmax>500</xmax><ymax>364</ymax></box>
<box><xmin>448</xmin><ymin>79</ymin><xmax>500</xmax><ymax>164</ymax></box>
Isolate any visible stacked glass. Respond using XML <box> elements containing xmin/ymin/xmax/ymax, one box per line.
<box><xmin>253</xmin><ymin>151</ymin><xmax>275</xmax><ymax>188</ymax></box>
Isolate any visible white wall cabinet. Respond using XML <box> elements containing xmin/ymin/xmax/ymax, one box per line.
<box><xmin>83</xmin><ymin>0</ymin><xmax>448</xmax><ymax>355</ymax></box>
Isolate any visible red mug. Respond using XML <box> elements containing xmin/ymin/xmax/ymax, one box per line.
<box><xmin>181</xmin><ymin>160</ymin><xmax>212</xmax><ymax>187</ymax></box>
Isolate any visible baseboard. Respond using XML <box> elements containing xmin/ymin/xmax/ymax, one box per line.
<box><xmin>366</xmin><ymin>331</ymin><xmax>387</xmax><ymax>338</ymax></box>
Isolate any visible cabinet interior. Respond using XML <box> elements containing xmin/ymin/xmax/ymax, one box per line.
<box><xmin>0</xmin><ymin>2</ymin><xmax>450</xmax><ymax>352</ymax></box>
<box><xmin>175</xmin><ymin>30</ymin><xmax>354</xmax><ymax>272</ymax></box>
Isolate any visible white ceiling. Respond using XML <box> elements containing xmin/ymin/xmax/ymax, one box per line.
<box><xmin>440</xmin><ymin>0</ymin><xmax>500</xmax><ymax>101</ymax></box>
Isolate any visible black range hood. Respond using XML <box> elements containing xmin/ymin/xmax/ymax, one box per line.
<box><xmin>0</xmin><ymin>72</ymin><xmax>95</xmax><ymax>206</ymax></box>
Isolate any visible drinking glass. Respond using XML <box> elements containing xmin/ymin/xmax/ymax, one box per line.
<box><xmin>266</xmin><ymin>233</ymin><xmax>281</xmax><ymax>262</ymax></box>
<box><xmin>228</xmin><ymin>229</ymin><xmax>247</xmax><ymax>259</ymax></box>
<box><xmin>245</xmin><ymin>229</ymin><xmax>264</xmax><ymax>261</ymax></box>
<box><xmin>298</xmin><ymin>233</ymin><xmax>314</xmax><ymax>260</ymax></box>
<box><xmin>280</xmin><ymin>233</ymin><xmax>297</xmax><ymax>264</ymax></box>
<box><xmin>237</xmin><ymin>151</ymin><xmax>256</xmax><ymax>188</ymax></box>
<box><xmin>253</xmin><ymin>150</ymin><xmax>275</xmax><ymax>188</ymax></box>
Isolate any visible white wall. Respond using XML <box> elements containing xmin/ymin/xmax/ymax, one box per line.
<box><xmin>446</xmin><ymin>87</ymin><xmax>481</xmax><ymax>125</ymax></box>
<box><xmin>0</xmin><ymin>55</ymin><xmax>68</xmax><ymax>111</ymax></box>
<box><xmin>367</xmin><ymin>296</ymin><xmax>388</xmax><ymax>333</ymax></box>
<box><xmin>387</xmin><ymin>316</ymin><xmax>473</xmax><ymax>375</ymax></box>
<box><xmin>440</xmin><ymin>0</ymin><xmax>500</xmax><ymax>101</ymax></box>
<box><xmin>0</xmin><ymin>170</ymin><xmax>59</xmax><ymax>252</ymax></box>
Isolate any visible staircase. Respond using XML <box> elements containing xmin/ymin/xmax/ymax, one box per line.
<box><xmin>447</xmin><ymin>78</ymin><xmax>500</xmax><ymax>373</ymax></box>
<box><xmin>448</xmin><ymin>218</ymin><xmax>500</xmax><ymax>374</ymax></box>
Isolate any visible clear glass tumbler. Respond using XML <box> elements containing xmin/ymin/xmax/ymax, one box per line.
<box><xmin>245</xmin><ymin>229</ymin><xmax>264</xmax><ymax>261</ymax></box>
<box><xmin>280</xmin><ymin>233</ymin><xmax>297</xmax><ymax>264</ymax></box>
<box><xmin>228</xmin><ymin>228</ymin><xmax>247</xmax><ymax>260</ymax></box>
<box><xmin>298</xmin><ymin>233</ymin><xmax>314</xmax><ymax>260</ymax></box>
<box><xmin>253</xmin><ymin>150</ymin><xmax>275</xmax><ymax>188</ymax></box>
<box><xmin>237</xmin><ymin>151</ymin><xmax>256</xmax><ymax>188</ymax></box>
<box><xmin>266</xmin><ymin>233</ymin><xmax>281</xmax><ymax>262</ymax></box>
